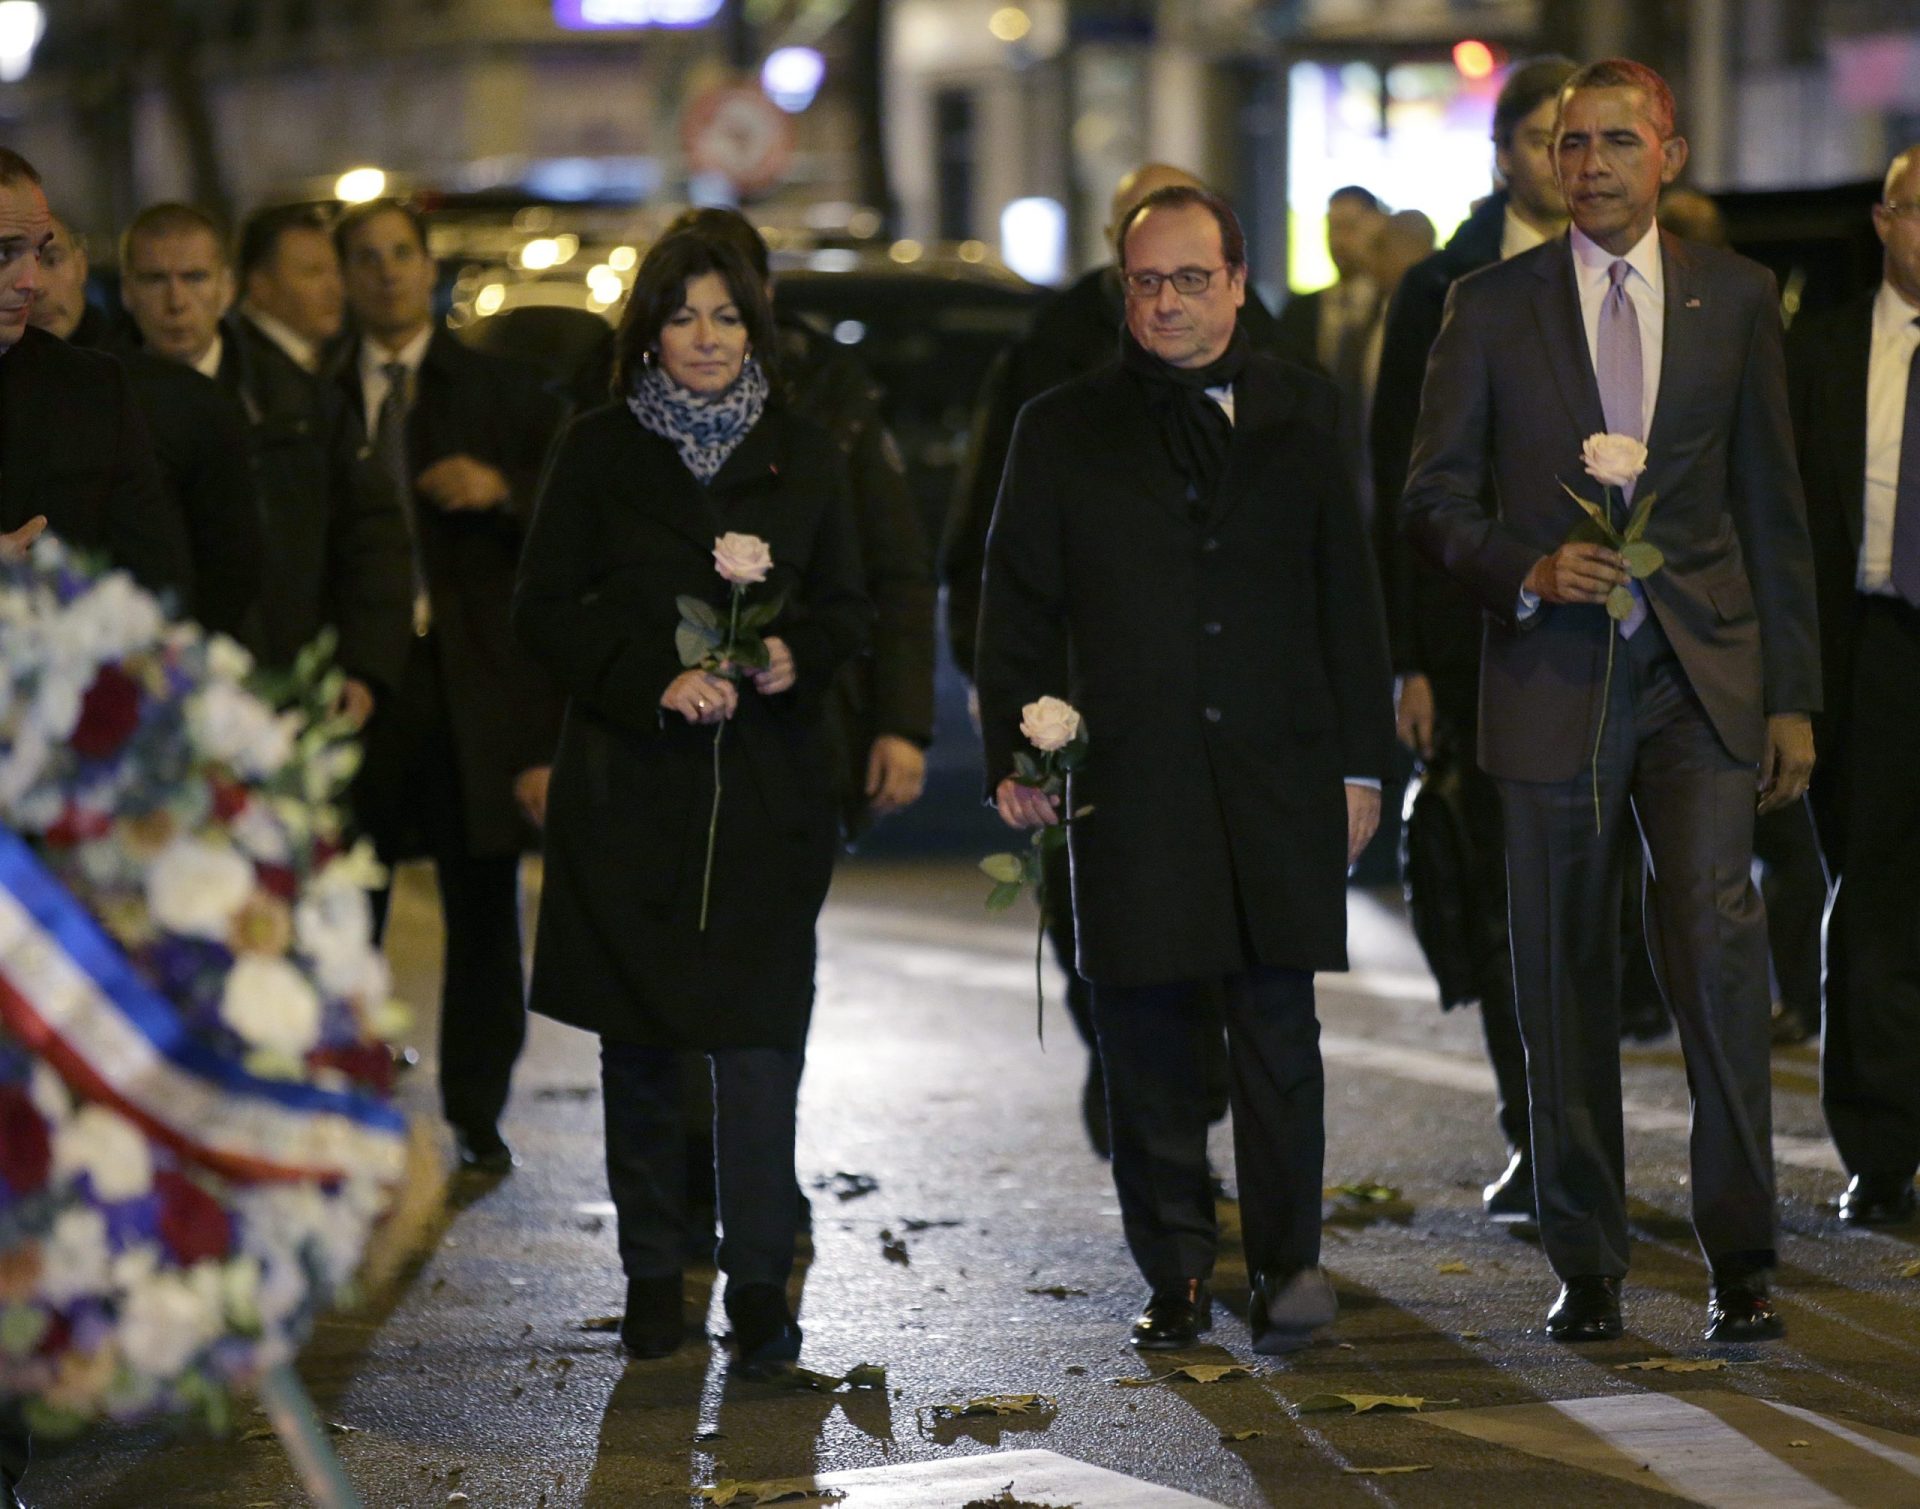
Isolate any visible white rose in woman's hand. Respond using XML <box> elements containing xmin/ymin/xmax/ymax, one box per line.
<box><xmin>713</xmin><ymin>532</ymin><xmax>773</xmax><ymax>586</ymax></box>
<box><xmin>1581</xmin><ymin>433</ymin><xmax>1649</xmax><ymax>490</ymax></box>
<box><xmin>1020</xmin><ymin>696</ymin><xmax>1082</xmax><ymax>754</ymax></box>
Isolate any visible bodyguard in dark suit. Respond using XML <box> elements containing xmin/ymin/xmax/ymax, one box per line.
<box><xmin>225</xmin><ymin>204</ymin><xmax>412</xmax><ymax>703</ymax></box>
<box><xmin>336</xmin><ymin>200</ymin><xmax>564</xmax><ymax>1171</ymax></box>
<box><xmin>1403</xmin><ymin>60</ymin><xmax>1821</xmax><ymax>1344</ymax></box>
<box><xmin>1789</xmin><ymin>144</ymin><xmax>1920</xmax><ymax>1230</ymax></box>
<box><xmin>978</xmin><ymin>186</ymin><xmax>1395</xmax><ymax>1354</ymax></box>
<box><xmin>0</xmin><ymin>160</ymin><xmax>187</xmax><ymax>596</ymax></box>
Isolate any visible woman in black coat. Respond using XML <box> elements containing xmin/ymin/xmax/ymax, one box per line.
<box><xmin>514</xmin><ymin>231</ymin><xmax>870</xmax><ymax>1369</ymax></box>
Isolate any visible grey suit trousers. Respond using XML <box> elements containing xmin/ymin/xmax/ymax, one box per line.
<box><xmin>1499</xmin><ymin>621</ymin><xmax>1776</xmax><ymax>1280</ymax></box>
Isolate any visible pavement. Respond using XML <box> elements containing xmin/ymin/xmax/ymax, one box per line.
<box><xmin>21</xmin><ymin>856</ymin><xmax>1920</xmax><ymax>1508</ymax></box>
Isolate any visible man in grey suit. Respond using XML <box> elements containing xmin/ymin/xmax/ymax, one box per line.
<box><xmin>1403</xmin><ymin>59</ymin><xmax>1820</xmax><ymax>1345</ymax></box>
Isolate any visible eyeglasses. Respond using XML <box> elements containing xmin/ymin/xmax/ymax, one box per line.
<box><xmin>1122</xmin><ymin>266</ymin><xmax>1226</xmax><ymax>299</ymax></box>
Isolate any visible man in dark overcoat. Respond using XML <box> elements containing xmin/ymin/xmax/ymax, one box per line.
<box><xmin>335</xmin><ymin>199</ymin><xmax>564</xmax><ymax>1172</ymax></box>
<box><xmin>1402</xmin><ymin>60</ymin><xmax>1821</xmax><ymax>1344</ymax></box>
<box><xmin>976</xmin><ymin>185</ymin><xmax>1395</xmax><ymax>1354</ymax></box>
<box><xmin>1787</xmin><ymin>143</ymin><xmax>1920</xmax><ymax>1230</ymax></box>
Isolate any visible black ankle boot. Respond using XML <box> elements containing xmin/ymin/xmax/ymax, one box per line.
<box><xmin>620</xmin><ymin>1274</ymin><xmax>684</xmax><ymax>1359</ymax></box>
<box><xmin>724</xmin><ymin>1282</ymin><xmax>801</xmax><ymax>1369</ymax></box>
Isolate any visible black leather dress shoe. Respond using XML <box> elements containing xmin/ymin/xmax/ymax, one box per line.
<box><xmin>725</xmin><ymin>1282</ymin><xmax>802</xmax><ymax>1371</ymax></box>
<box><xmin>453</xmin><ymin>1127</ymin><xmax>518</xmax><ymax>1176</ymax></box>
<box><xmin>1249</xmin><ymin>1266</ymin><xmax>1337</xmax><ymax>1354</ymax></box>
<box><xmin>1546</xmin><ymin>1276</ymin><xmax>1623</xmax><ymax>1342</ymax></box>
<box><xmin>1837</xmin><ymin>1176</ymin><xmax>1916</xmax><ymax>1229</ymax></box>
<box><xmin>1483</xmin><ymin>1149</ymin><xmax>1536</xmax><ymax>1223</ymax></box>
<box><xmin>1129</xmin><ymin>1280</ymin><xmax>1212</xmax><ymax>1350</ymax></box>
<box><xmin>620</xmin><ymin>1274</ymin><xmax>684</xmax><ymax>1359</ymax></box>
<box><xmin>1706</xmin><ymin>1271</ymin><xmax>1784</xmax><ymax>1343</ymax></box>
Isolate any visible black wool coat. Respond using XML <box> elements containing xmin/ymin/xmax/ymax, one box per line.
<box><xmin>0</xmin><ymin>326</ymin><xmax>192</xmax><ymax>600</ymax></box>
<box><xmin>340</xmin><ymin>331</ymin><xmax>566</xmax><ymax>860</ymax></box>
<box><xmin>513</xmin><ymin>401</ymin><xmax>871</xmax><ymax>1050</ymax></box>
<box><xmin>976</xmin><ymin>353</ymin><xmax>1397</xmax><ymax>988</ymax></box>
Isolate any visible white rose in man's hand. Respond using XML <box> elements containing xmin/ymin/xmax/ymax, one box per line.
<box><xmin>1581</xmin><ymin>433</ymin><xmax>1649</xmax><ymax>490</ymax></box>
<box><xmin>713</xmin><ymin>532</ymin><xmax>773</xmax><ymax>586</ymax></box>
<box><xmin>1020</xmin><ymin>696</ymin><xmax>1082</xmax><ymax>753</ymax></box>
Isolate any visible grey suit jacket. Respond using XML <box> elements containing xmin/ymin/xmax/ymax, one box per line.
<box><xmin>1401</xmin><ymin>229</ymin><xmax>1821</xmax><ymax>784</ymax></box>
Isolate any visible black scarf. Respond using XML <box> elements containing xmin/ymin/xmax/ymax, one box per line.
<box><xmin>1119</xmin><ymin>323</ymin><xmax>1250</xmax><ymax>509</ymax></box>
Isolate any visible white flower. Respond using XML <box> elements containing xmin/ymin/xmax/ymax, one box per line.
<box><xmin>39</xmin><ymin>1208</ymin><xmax>113</xmax><ymax>1304</ymax></box>
<box><xmin>294</xmin><ymin>877</ymin><xmax>381</xmax><ymax>1000</ymax></box>
<box><xmin>712</xmin><ymin>532</ymin><xmax>774</xmax><ymax>586</ymax></box>
<box><xmin>116</xmin><ymin>1266</ymin><xmax>224</xmax><ymax>1379</ymax></box>
<box><xmin>221</xmin><ymin>954</ymin><xmax>323</xmax><ymax>1056</ymax></box>
<box><xmin>50</xmin><ymin>573</ymin><xmax>164</xmax><ymax>665</ymax></box>
<box><xmin>53</xmin><ymin>1103</ymin><xmax>154</xmax><ymax>1202</ymax></box>
<box><xmin>1019</xmin><ymin>696</ymin><xmax>1083</xmax><ymax>754</ymax></box>
<box><xmin>0</xmin><ymin>724</ymin><xmax>50</xmax><ymax>813</ymax></box>
<box><xmin>1581</xmin><ymin>432</ymin><xmax>1649</xmax><ymax>490</ymax></box>
<box><xmin>27</xmin><ymin>663</ymin><xmax>87</xmax><ymax>742</ymax></box>
<box><xmin>29</xmin><ymin>1061</ymin><xmax>72</xmax><ymax>1127</ymax></box>
<box><xmin>229</xmin><ymin>799</ymin><xmax>291</xmax><ymax>864</ymax></box>
<box><xmin>185</xmin><ymin>680</ymin><xmax>296</xmax><ymax>777</ymax></box>
<box><xmin>204</xmin><ymin>633</ymin><xmax>255</xmax><ymax>684</ymax></box>
<box><xmin>146</xmin><ymin>836</ymin><xmax>254</xmax><ymax>942</ymax></box>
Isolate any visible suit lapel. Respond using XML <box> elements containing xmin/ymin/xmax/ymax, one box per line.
<box><xmin>1643</xmin><ymin>230</ymin><xmax>1702</xmax><ymax>466</ymax></box>
<box><xmin>1531</xmin><ymin>237</ymin><xmax>1607</xmax><ymax>442</ymax></box>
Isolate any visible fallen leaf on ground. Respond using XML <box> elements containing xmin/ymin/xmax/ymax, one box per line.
<box><xmin>696</xmin><ymin>1480</ymin><xmax>847</xmax><ymax>1506</ymax></box>
<box><xmin>1025</xmin><ymin>1286</ymin><xmax>1089</xmax><ymax>1299</ymax></box>
<box><xmin>1343</xmin><ymin>1465</ymin><xmax>1433</xmax><ymax>1476</ymax></box>
<box><xmin>1221</xmin><ymin>1429</ymin><xmax>1267</xmax><ymax>1442</ymax></box>
<box><xmin>1897</xmin><ymin>1260</ymin><xmax>1920</xmax><ymax>1280</ymax></box>
<box><xmin>1459</xmin><ymin>1331</ymin><xmax>1485</xmax><ymax>1341</ymax></box>
<box><xmin>902</xmin><ymin>1218</ymin><xmax>963</xmax><ymax>1232</ymax></box>
<box><xmin>842</xmin><ymin>1363</ymin><xmax>888</xmax><ymax>1390</ymax></box>
<box><xmin>1170</xmin><ymin>1364</ymin><xmax>1254</xmax><ymax>1384</ymax></box>
<box><xmin>1436</xmin><ymin>1260</ymin><xmax>1471</xmax><ymax>1275</ymax></box>
<box><xmin>879</xmin><ymin>1231</ymin><xmax>911</xmax><ymax>1265</ymax></box>
<box><xmin>812</xmin><ymin>1172</ymin><xmax>880</xmax><ymax>1202</ymax></box>
<box><xmin>960</xmin><ymin>1486</ymin><xmax>1079</xmax><ymax>1509</ymax></box>
<box><xmin>774</xmin><ymin>1363</ymin><xmax>888</xmax><ymax>1393</ymax></box>
<box><xmin>577</xmin><ymin>1315</ymin><xmax>622</xmax><ymax>1333</ymax></box>
<box><xmin>920</xmin><ymin>1394</ymin><xmax>1055</xmax><ymax>1424</ymax></box>
<box><xmin>1326</xmin><ymin>1181</ymin><xmax>1400</xmax><ymax>1203</ymax></box>
<box><xmin>1294</xmin><ymin>1394</ymin><xmax>1454</xmax><ymax>1414</ymax></box>
<box><xmin>1616</xmin><ymin>1359</ymin><xmax>1726</xmax><ymax>1373</ymax></box>
<box><xmin>1789</xmin><ymin>1440</ymin><xmax>1811</xmax><ymax>1448</ymax></box>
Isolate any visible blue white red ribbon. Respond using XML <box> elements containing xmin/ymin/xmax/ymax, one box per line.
<box><xmin>0</xmin><ymin>828</ymin><xmax>405</xmax><ymax>1186</ymax></box>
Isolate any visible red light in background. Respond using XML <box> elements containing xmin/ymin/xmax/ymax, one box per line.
<box><xmin>1453</xmin><ymin>39</ymin><xmax>1497</xmax><ymax>79</ymax></box>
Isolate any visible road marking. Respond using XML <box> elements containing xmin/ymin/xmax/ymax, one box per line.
<box><xmin>1319</xmin><ymin>1034</ymin><xmax>1843</xmax><ymax>1173</ymax></box>
<box><xmin>807</xmin><ymin>1447</ymin><xmax>1222</xmax><ymax>1506</ymax></box>
<box><xmin>1427</xmin><ymin>1390</ymin><xmax>1920</xmax><ymax>1508</ymax></box>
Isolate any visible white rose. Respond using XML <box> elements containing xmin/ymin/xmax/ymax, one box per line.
<box><xmin>116</xmin><ymin>1267</ymin><xmax>223</xmax><ymax>1379</ymax></box>
<box><xmin>53</xmin><ymin>1103</ymin><xmax>154</xmax><ymax>1202</ymax></box>
<box><xmin>39</xmin><ymin>1208</ymin><xmax>113</xmax><ymax>1304</ymax></box>
<box><xmin>185</xmin><ymin>680</ymin><xmax>295</xmax><ymax>777</ymax></box>
<box><xmin>1581</xmin><ymin>432</ymin><xmax>1649</xmax><ymax>490</ymax></box>
<box><xmin>204</xmin><ymin>634</ymin><xmax>255</xmax><ymax>684</ymax></box>
<box><xmin>294</xmin><ymin>878</ymin><xmax>380</xmax><ymax>999</ymax></box>
<box><xmin>229</xmin><ymin>799</ymin><xmax>291</xmax><ymax>864</ymax></box>
<box><xmin>712</xmin><ymin>532</ymin><xmax>774</xmax><ymax>586</ymax></box>
<box><xmin>221</xmin><ymin>954</ymin><xmax>324</xmax><ymax>1056</ymax></box>
<box><xmin>1019</xmin><ymin>696</ymin><xmax>1083</xmax><ymax>754</ymax></box>
<box><xmin>28</xmin><ymin>663</ymin><xmax>87</xmax><ymax>742</ymax></box>
<box><xmin>61</xmin><ymin>573</ymin><xmax>165</xmax><ymax>662</ymax></box>
<box><xmin>146</xmin><ymin>836</ymin><xmax>254</xmax><ymax>942</ymax></box>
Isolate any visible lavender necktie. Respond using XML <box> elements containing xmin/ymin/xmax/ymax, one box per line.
<box><xmin>1596</xmin><ymin>258</ymin><xmax>1649</xmax><ymax>637</ymax></box>
<box><xmin>1891</xmin><ymin>320</ymin><xmax>1920</xmax><ymax>607</ymax></box>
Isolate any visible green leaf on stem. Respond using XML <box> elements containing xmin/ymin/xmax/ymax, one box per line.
<box><xmin>1606</xmin><ymin>585</ymin><xmax>1636</xmax><ymax>621</ymax></box>
<box><xmin>1036</xmin><ymin>825</ymin><xmax>1069</xmax><ymax>851</ymax></box>
<box><xmin>677</xmin><ymin>595</ymin><xmax>722</xmax><ymax>632</ymax></box>
<box><xmin>980</xmin><ymin>853</ymin><xmax>1025</xmax><ymax>884</ymax></box>
<box><xmin>1559</xmin><ymin>482</ymin><xmax>1624</xmax><ymax>544</ymax></box>
<box><xmin>732</xmin><ymin>633</ymin><xmax>773</xmax><ymax>672</ymax></box>
<box><xmin>985</xmin><ymin>881</ymin><xmax>1024</xmax><ymax>913</ymax></box>
<box><xmin>737</xmin><ymin>593</ymin><xmax>788</xmax><ymax>631</ymax></box>
<box><xmin>1012</xmin><ymin>750</ymin><xmax>1042</xmax><ymax>782</ymax></box>
<box><xmin>676</xmin><ymin>623</ymin><xmax>721</xmax><ymax>668</ymax></box>
<box><xmin>1620</xmin><ymin>540</ymin><xmax>1664</xmax><ymax>578</ymax></box>
<box><xmin>1623</xmin><ymin>489</ymin><xmax>1658</xmax><ymax>542</ymax></box>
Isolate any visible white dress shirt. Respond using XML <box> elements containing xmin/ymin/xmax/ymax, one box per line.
<box><xmin>243</xmin><ymin>306</ymin><xmax>321</xmax><ymax>375</ymax></box>
<box><xmin>1860</xmin><ymin>280</ymin><xmax>1920</xmax><ymax>596</ymax></box>
<box><xmin>358</xmin><ymin>325</ymin><xmax>433</xmax><ymax>430</ymax></box>
<box><xmin>1570</xmin><ymin>221</ymin><xmax>1664</xmax><ymax>442</ymax></box>
<box><xmin>190</xmin><ymin>332</ymin><xmax>224</xmax><ymax>383</ymax></box>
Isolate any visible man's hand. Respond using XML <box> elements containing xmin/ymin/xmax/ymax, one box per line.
<box><xmin>1395</xmin><ymin>672</ymin><xmax>1436</xmax><ymax>760</ymax></box>
<box><xmin>1346</xmin><ymin>783</ymin><xmax>1382</xmax><ymax>869</ymax></box>
<box><xmin>514</xmin><ymin>765</ymin><xmax>552</xmax><ymax>829</ymax></box>
<box><xmin>995</xmin><ymin>776</ymin><xmax>1059</xmax><ymax>830</ymax></box>
<box><xmin>1523</xmin><ymin>542</ymin><xmax>1628</xmax><ymax>606</ymax></box>
<box><xmin>333</xmin><ymin>677</ymin><xmax>376</xmax><ymax>731</ymax></box>
<box><xmin>865</xmin><ymin>734</ymin><xmax>927</xmax><ymax>816</ymax></box>
<box><xmin>416</xmin><ymin>455</ymin><xmax>511</xmax><ymax>512</ymax></box>
<box><xmin>1757</xmin><ymin>713</ymin><xmax>1815</xmax><ymax>814</ymax></box>
<box><xmin>661</xmin><ymin>669</ymin><xmax>737</xmax><ymax>726</ymax></box>
<box><xmin>748</xmin><ymin>636</ymin><xmax>796</xmax><ymax>697</ymax></box>
<box><xmin>0</xmin><ymin>515</ymin><xmax>47</xmax><ymax>558</ymax></box>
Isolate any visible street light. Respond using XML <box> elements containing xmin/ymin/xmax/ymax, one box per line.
<box><xmin>0</xmin><ymin>3</ymin><xmax>45</xmax><ymax>85</ymax></box>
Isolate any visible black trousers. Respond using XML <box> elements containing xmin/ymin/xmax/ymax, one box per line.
<box><xmin>1</xmin><ymin>1413</ymin><xmax>25</xmax><ymax>1502</ymax></box>
<box><xmin>1093</xmin><ymin>964</ymin><xmax>1322</xmax><ymax>1286</ymax></box>
<box><xmin>366</xmin><ymin>639</ymin><xmax>527</xmax><ymax>1143</ymax></box>
<box><xmin>1754</xmin><ymin>797</ymin><xmax>1827</xmax><ymax>1027</ymax></box>
<box><xmin>1822</xmin><ymin>597</ymin><xmax>1920</xmax><ymax>1186</ymax></box>
<box><xmin>1499</xmin><ymin>623</ymin><xmax>1775</xmax><ymax>1280</ymax></box>
<box><xmin>601</xmin><ymin>1039</ymin><xmax>802</xmax><ymax>1286</ymax></box>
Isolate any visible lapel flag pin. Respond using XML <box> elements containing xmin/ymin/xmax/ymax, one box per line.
<box><xmin>1684</xmin><ymin>297</ymin><xmax>1702</xmax><ymax>308</ymax></box>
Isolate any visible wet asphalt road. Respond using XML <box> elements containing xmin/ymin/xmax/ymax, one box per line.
<box><xmin>23</xmin><ymin>857</ymin><xmax>1920</xmax><ymax>1508</ymax></box>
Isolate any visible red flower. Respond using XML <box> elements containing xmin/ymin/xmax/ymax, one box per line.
<box><xmin>43</xmin><ymin>804</ymin><xmax>113</xmax><ymax>848</ymax></box>
<box><xmin>209</xmin><ymin>776</ymin><xmax>250</xmax><ymax>823</ymax></box>
<box><xmin>0</xmin><ymin>1085</ymin><xmax>51</xmax><ymax>1195</ymax></box>
<box><xmin>69</xmin><ymin>665</ymin><xmax>143</xmax><ymax>760</ymax></box>
<box><xmin>254</xmin><ymin>863</ymin><xmax>298</xmax><ymax>901</ymax></box>
<box><xmin>155</xmin><ymin>1170</ymin><xmax>233</xmax><ymax>1265</ymax></box>
<box><xmin>307</xmin><ymin>1043</ymin><xmax>394</xmax><ymax>1097</ymax></box>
